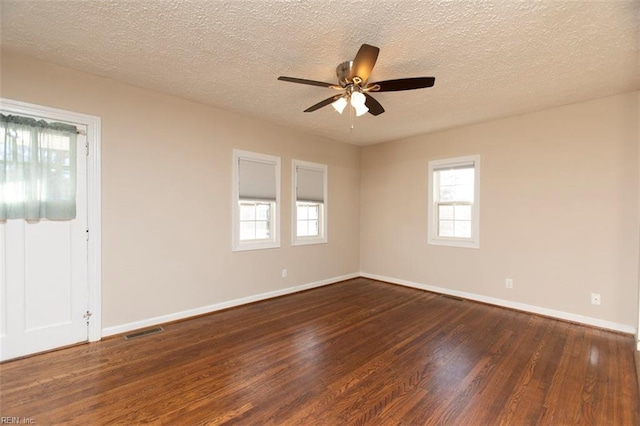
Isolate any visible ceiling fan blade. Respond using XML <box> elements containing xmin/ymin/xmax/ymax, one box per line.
<box><xmin>278</xmin><ymin>76</ymin><xmax>335</xmax><ymax>88</ymax></box>
<box><xmin>368</xmin><ymin>77</ymin><xmax>435</xmax><ymax>92</ymax></box>
<box><xmin>364</xmin><ymin>94</ymin><xmax>385</xmax><ymax>116</ymax></box>
<box><xmin>349</xmin><ymin>44</ymin><xmax>380</xmax><ymax>84</ymax></box>
<box><xmin>304</xmin><ymin>95</ymin><xmax>344</xmax><ymax>112</ymax></box>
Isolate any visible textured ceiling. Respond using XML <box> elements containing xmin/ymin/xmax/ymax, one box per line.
<box><xmin>1</xmin><ymin>0</ymin><xmax>638</xmax><ymax>145</ymax></box>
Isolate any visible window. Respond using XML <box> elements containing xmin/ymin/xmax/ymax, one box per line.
<box><xmin>428</xmin><ymin>155</ymin><xmax>480</xmax><ymax>248</ymax></box>
<box><xmin>1</xmin><ymin>114</ymin><xmax>79</xmax><ymax>220</ymax></box>
<box><xmin>232</xmin><ymin>150</ymin><xmax>280</xmax><ymax>251</ymax></box>
<box><xmin>293</xmin><ymin>160</ymin><xmax>327</xmax><ymax>245</ymax></box>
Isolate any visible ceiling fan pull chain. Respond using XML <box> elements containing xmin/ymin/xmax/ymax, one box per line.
<box><xmin>350</xmin><ymin>103</ymin><xmax>354</xmax><ymax>131</ymax></box>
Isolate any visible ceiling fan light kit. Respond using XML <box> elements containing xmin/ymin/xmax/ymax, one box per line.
<box><xmin>349</xmin><ymin>91</ymin><xmax>369</xmax><ymax>117</ymax></box>
<box><xmin>278</xmin><ymin>43</ymin><xmax>436</xmax><ymax>120</ymax></box>
<box><xmin>331</xmin><ymin>96</ymin><xmax>348</xmax><ymax>114</ymax></box>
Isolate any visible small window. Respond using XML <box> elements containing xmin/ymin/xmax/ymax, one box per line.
<box><xmin>1</xmin><ymin>114</ymin><xmax>79</xmax><ymax>220</ymax></box>
<box><xmin>293</xmin><ymin>160</ymin><xmax>327</xmax><ymax>245</ymax></box>
<box><xmin>428</xmin><ymin>155</ymin><xmax>480</xmax><ymax>248</ymax></box>
<box><xmin>232</xmin><ymin>150</ymin><xmax>280</xmax><ymax>251</ymax></box>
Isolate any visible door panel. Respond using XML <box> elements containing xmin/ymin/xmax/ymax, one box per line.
<box><xmin>0</xmin><ymin>133</ymin><xmax>88</xmax><ymax>361</ymax></box>
<box><xmin>25</xmin><ymin>221</ymin><xmax>73</xmax><ymax>330</ymax></box>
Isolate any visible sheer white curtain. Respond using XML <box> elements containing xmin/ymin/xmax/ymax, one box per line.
<box><xmin>0</xmin><ymin>114</ymin><xmax>78</xmax><ymax>220</ymax></box>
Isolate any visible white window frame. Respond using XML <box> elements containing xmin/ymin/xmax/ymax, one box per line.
<box><xmin>427</xmin><ymin>155</ymin><xmax>480</xmax><ymax>249</ymax></box>
<box><xmin>292</xmin><ymin>160</ymin><xmax>327</xmax><ymax>246</ymax></box>
<box><xmin>232</xmin><ymin>150</ymin><xmax>281</xmax><ymax>251</ymax></box>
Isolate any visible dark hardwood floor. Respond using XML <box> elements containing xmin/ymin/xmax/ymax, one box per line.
<box><xmin>2</xmin><ymin>278</ymin><xmax>639</xmax><ymax>425</ymax></box>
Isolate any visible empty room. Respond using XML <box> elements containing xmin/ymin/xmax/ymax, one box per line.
<box><xmin>1</xmin><ymin>0</ymin><xmax>639</xmax><ymax>424</ymax></box>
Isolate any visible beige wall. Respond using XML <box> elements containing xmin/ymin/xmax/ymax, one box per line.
<box><xmin>2</xmin><ymin>50</ymin><xmax>639</xmax><ymax>332</ymax></box>
<box><xmin>361</xmin><ymin>92</ymin><xmax>639</xmax><ymax>327</ymax></box>
<box><xmin>0</xmin><ymin>51</ymin><xmax>361</xmax><ymax>329</ymax></box>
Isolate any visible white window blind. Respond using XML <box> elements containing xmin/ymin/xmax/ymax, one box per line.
<box><xmin>238</xmin><ymin>158</ymin><xmax>277</xmax><ymax>201</ymax></box>
<box><xmin>296</xmin><ymin>166</ymin><xmax>324</xmax><ymax>203</ymax></box>
<box><xmin>433</xmin><ymin>163</ymin><xmax>474</xmax><ymax>173</ymax></box>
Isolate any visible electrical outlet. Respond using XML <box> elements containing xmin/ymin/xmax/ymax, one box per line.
<box><xmin>505</xmin><ymin>278</ymin><xmax>513</xmax><ymax>289</ymax></box>
<box><xmin>591</xmin><ymin>293</ymin><xmax>601</xmax><ymax>305</ymax></box>
<box><xmin>282</xmin><ymin>269</ymin><xmax>287</xmax><ymax>278</ymax></box>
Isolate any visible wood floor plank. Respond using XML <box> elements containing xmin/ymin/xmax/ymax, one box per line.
<box><xmin>1</xmin><ymin>278</ymin><xmax>638</xmax><ymax>425</ymax></box>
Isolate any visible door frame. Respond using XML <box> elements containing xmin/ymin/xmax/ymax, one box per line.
<box><xmin>1</xmin><ymin>97</ymin><xmax>102</xmax><ymax>342</ymax></box>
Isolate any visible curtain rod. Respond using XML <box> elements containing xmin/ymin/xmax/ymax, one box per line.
<box><xmin>1</xmin><ymin>113</ymin><xmax>85</xmax><ymax>136</ymax></box>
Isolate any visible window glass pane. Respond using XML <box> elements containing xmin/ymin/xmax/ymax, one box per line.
<box><xmin>308</xmin><ymin>220</ymin><xmax>319</xmax><ymax>236</ymax></box>
<box><xmin>456</xmin><ymin>185</ymin><xmax>474</xmax><ymax>202</ymax></box>
<box><xmin>308</xmin><ymin>205</ymin><xmax>319</xmax><ymax>220</ymax></box>
<box><xmin>439</xmin><ymin>185</ymin><xmax>456</xmax><ymax>201</ymax></box>
<box><xmin>439</xmin><ymin>220</ymin><xmax>454</xmax><ymax>237</ymax></box>
<box><xmin>456</xmin><ymin>168</ymin><xmax>474</xmax><ymax>185</ymax></box>
<box><xmin>439</xmin><ymin>205</ymin><xmax>454</xmax><ymax>220</ymax></box>
<box><xmin>297</xmin><ymin>205</ymin><xmax>308</xmax><ymax>220</ymax></box>
<box><xmin>297</xmin><ymin>220</ymin><xmax>309</xmax><ymax>236</ymax></box>
<box><xmin>240</xmin><ymin>204</ymin><xmax>255</xmax><ymax>220</ymax></box>
<box><xmin>436</xmin><ymin>168</ymin><xmax>474</xmax><ymax>203</ymax></box>
<box><xmin>256</xmin><ymin>203</ymin><xmax>270</xmax><ymax>220</ymax></box>
<box><xmin>454</xmin><ymin>205</ymin><xmax>471</xmax><ymax>221</ymax></box>
<box><xmin>454</xmin><ymin>220</ymin><xmax>471</xmax><ymax>238</ymax></box>
<box><xmin>240</xmin><ymin>222</ymin><xmax>256</xmax><ymax>240</ymax></box>
<box><xmin>439</xmin><ymin>170</ymin><xmax>457</xmax><ymax>186</ymax></box>
<box><xmin>255</xmin><ymin>221</ymin><xmax>270</xmax><ymax>239</ymax></box>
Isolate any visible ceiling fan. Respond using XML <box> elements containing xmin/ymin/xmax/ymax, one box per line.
<box><xmin>278</xmin><ymin>44</ymin><xmax>435</xmax><ymax>117</ymax></box>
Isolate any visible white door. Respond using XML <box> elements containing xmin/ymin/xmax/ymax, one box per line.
<box><xmin>0</xmin><ymin>131</ymin><xmax>89</xmax><ymax>361</ymax></box>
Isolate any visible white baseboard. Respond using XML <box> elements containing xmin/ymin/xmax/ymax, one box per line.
<box><xmin>360</xmin><ymin>272</ymin><xmax>636</xmax><ymax>335</ymax></box>
<box><xmin>103</xmin><ymin>271</ymin><xmax>636</xmax><ymax>338</ymax></box>
<box><xmin>102</xmin><ymin>272</ymin><xmax>359</xmax><ymax>337</ymax></box>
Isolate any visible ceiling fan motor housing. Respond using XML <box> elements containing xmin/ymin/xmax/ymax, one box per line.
<box><xmin>337</xmin><ymin>61</ymin><xmax>356</xmax><ymax>87</ymax></box>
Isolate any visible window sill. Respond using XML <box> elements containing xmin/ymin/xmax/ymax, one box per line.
<box><xmin>233</xmin><ymin>240</ymin><xmax>280</xmax><ymax>252</ymax></box>
<box><xmin>428</xmin><ymin>237</ymin><xmax>479</xmax><ymax>249</ymax></box>
<box><xmin>292</xmin><ymin>237</ymin><xmax>327</xmax><ymax>247</ymax></box>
